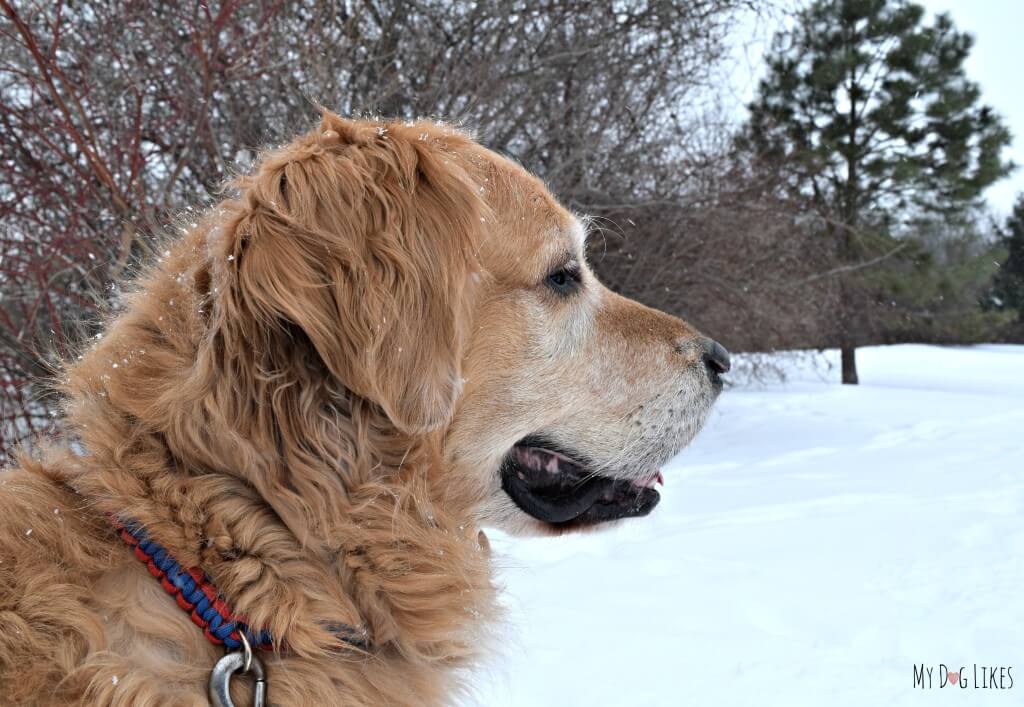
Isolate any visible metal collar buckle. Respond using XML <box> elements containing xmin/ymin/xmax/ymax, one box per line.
<box><xmin>209</xmin><ymin>632</ymin><xmax>268</xmax><ymax>707</ymax></box>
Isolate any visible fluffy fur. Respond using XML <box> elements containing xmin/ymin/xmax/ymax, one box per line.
<box><xmin>0</xmin><ymin>112</ymin><xmax>719</xmax><ymax>705</ymax></box>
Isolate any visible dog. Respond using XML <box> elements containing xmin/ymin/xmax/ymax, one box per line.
<box><xmin>0</xmin><ymin>112</ymin><xmax>729</xmax><ymax>705</ymax></box>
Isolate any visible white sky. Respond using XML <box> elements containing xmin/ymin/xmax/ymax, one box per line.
<box><xmin>726</xmin><ymin>0</ymin><xmax>1024</xmax><ymax>217</ymax></box>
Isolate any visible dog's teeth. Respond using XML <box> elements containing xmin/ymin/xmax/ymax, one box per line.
<box><xmin>514</xmin><ymin>446</ymin><xmax>566</xmax><ymax>474</ymax></box>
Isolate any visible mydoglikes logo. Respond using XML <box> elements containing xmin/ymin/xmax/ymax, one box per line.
<box><xmin>913</xmin><ymin>664</ymin><xmax>1014</xmax><ymax>690</ymax></box>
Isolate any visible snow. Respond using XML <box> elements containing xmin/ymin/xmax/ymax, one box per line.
<box><xmin>472</xmin><ymin>344</ymin><xmax>1024</xmax><ymax>706</ymax></box>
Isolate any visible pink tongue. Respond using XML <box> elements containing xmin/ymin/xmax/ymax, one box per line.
<box><xmin>634</xmin><ymin>471</ymin><xmax>664</xmax><ymax>489</ymax></box>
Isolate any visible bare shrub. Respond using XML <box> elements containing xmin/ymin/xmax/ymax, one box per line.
<box><xmin>1</xmin><ymin>0</ymin><xmax>761</xmax><ymax>461</ymax></box>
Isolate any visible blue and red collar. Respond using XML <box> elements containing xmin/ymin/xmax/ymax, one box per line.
<box><xmin>111</xmin><ymin>516</ymin><xmax>368</xmax><ymax>653</ymax></box>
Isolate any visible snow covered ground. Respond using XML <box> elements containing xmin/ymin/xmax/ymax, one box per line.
<box><xmin>472</xmin><ymin>344</ymin><xmax>1024</xmax><ymax>706</ymax></box>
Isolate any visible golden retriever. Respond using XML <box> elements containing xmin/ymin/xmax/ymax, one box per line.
<box><xmin>0</xmin><ymin>112</ymin><xmax>729</xmax><ymax>705</ymax></box>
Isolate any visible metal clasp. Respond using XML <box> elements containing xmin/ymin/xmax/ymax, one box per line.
<box><xmin>209</xmin><ymin>632</ymin><xmax>267</xmax><ymax>707</ymax></box>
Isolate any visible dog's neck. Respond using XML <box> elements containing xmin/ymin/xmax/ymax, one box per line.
<box><xmin>57</xmin><ymin>223</ymin><xmax>496</xmax><ymax>672</ymax></box>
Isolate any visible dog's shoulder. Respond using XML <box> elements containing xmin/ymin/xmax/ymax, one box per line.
<box><xmin>0</xmin><ymin>459</ymin><xmax>129</xmax><ymax>704</ymax></box>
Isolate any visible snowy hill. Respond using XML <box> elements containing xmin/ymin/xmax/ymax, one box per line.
<box><xmin>473</xmin><ymin>345</ymin><xmax>1024</xmax><ymax>706</ymax></box>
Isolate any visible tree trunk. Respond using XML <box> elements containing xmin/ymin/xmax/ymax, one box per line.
<box><xmin>841</xmin><ymin>345</ymin><xmax>859</xmax><ymax>385</ymax></box>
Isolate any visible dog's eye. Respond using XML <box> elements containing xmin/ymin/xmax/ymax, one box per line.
<box><xmin>546</xmin><ymin>266</ymin><xmax>581</xmax><ymax>295</ymax></box>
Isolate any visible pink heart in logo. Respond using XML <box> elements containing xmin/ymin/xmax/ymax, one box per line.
<box><xmin>947</xmin><ymin>671</ymin><xmax>960</xmax><ymax>686</ymax></box>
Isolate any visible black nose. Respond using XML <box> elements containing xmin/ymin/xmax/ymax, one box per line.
<box><xmin>702</xmin><ymin>340</ymin><xmax>731</xmax><ymax>374</ymax></box>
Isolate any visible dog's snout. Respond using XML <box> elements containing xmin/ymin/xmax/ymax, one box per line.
<box><xmin>702</xmin><ymin>340</ymin><xmax>731</xmax><ymax>374</ymax></box>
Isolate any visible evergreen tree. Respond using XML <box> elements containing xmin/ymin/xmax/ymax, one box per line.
<box><xmin>743</xmin><ymin>0</ymin><xmax>1012</xmax><ymax>383</ymax></box>
<box><xmin>992</xmin><ymin>195</ymin><xmax>1024</xmax><ymax>328</ymax></box>
<box><xmin>885</xmin><ymin>211</ymin><xmax>1010</xmax><ymax>342</ymax></box>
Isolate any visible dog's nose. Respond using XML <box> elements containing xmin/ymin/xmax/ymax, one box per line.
<box><xmin>702</xmin><ymin>339</ymin><xmax>731</xmax><ymax>374</ymax></box>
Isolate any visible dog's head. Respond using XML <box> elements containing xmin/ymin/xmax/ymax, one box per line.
<box><xmin>216</xmin><ymin>113</ymin><xmax>727</xmax><ymax>535</ymax></box>
<box><xmin>447</xmin><ymin>145</ymin><xmax>729</xmax><ymax>535</ymax></box>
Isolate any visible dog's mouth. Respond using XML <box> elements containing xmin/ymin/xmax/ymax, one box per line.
<box><xmin>500</xmin><ymin>435</ymin><xmax>662</xmax><ymax>526</ymax></box>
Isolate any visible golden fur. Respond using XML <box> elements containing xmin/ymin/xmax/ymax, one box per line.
<box><xmin>0</xmin><ymin>113</ymin><xmax>720</xmax><ymax>705</ymax></box>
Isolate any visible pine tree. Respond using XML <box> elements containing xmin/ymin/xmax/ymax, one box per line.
<box><xmin>743</xmin><ymin>0</ymin><xmax>1012</xmax><ymax>383</ymax></box>
<box><xmin>992</xmin><ymin>195</ymin><xmax>1024</xmax><ymax>327</ymax></box>
<box><xmin>886</xmin><ymin>211</ymin><xmax>1011</xmax><ymax>342</ymax></box>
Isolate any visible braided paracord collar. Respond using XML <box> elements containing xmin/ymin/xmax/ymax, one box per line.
<box><xmin>111</xmin><ymin>516</ymin><xmax>369</xmax><ymax>653</ymax></box>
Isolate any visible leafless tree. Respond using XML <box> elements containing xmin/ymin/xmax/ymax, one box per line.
<box><xmin>2</xmin><ymin>0</ymin><xmax>785</xmax><ymax>461</ymax></box>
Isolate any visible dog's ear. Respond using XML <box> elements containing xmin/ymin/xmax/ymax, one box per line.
<box><xmin>219</xmin><ymin>114</ymin><xmax>484</xmax><ymax>433</ymax></box>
